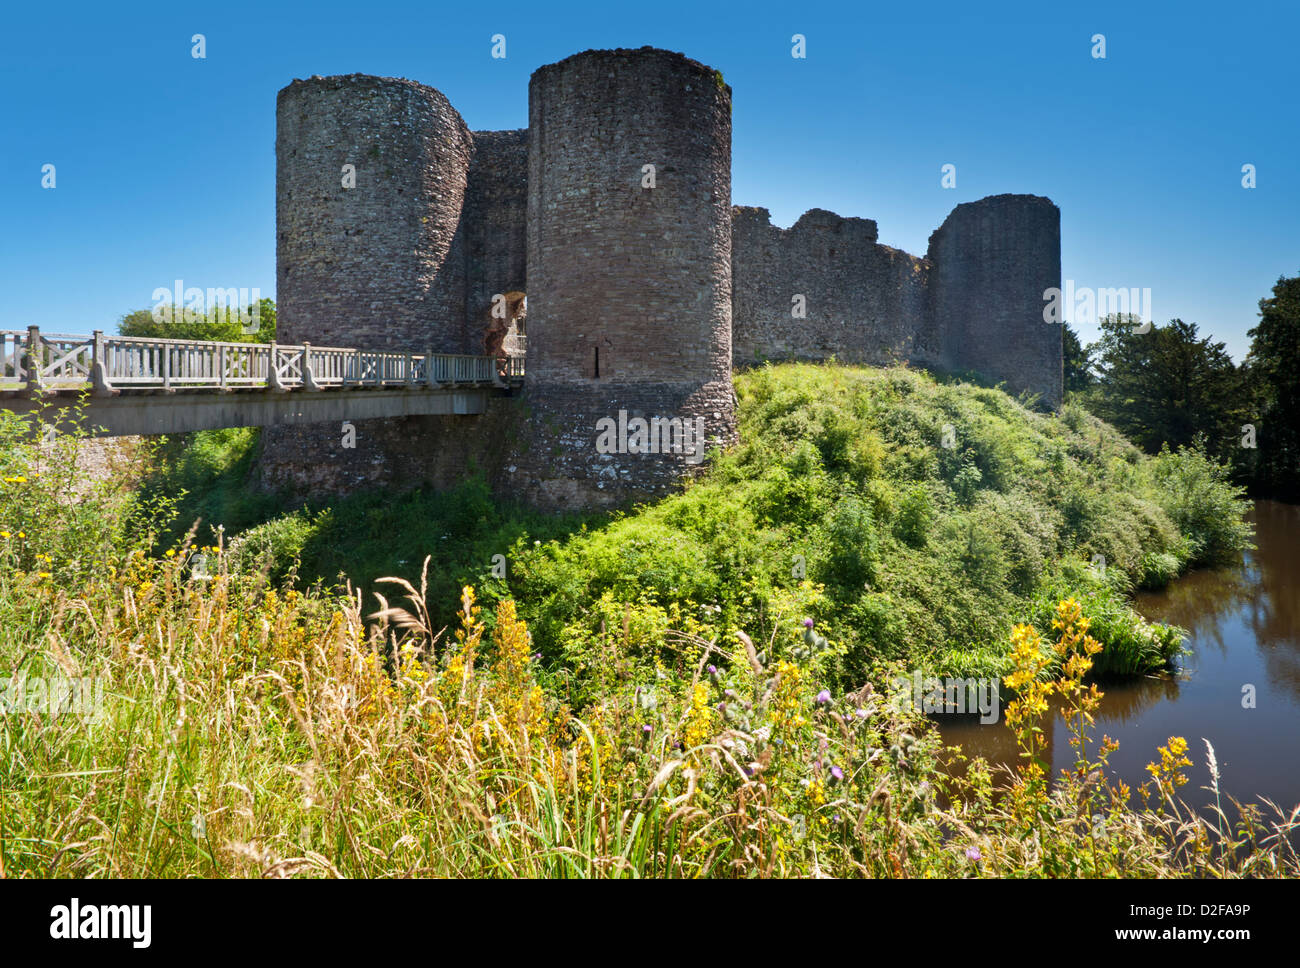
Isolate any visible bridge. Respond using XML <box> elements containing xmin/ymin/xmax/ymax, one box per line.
<box><xmin>0</xmin><ymin>327</ymin><xmax>524</xmax><ymax>437</ymax></box>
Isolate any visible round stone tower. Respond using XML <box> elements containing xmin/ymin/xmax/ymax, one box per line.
<box><xmin>925</xmin><ymin>194</ymin><xmax>1062</xmax><ymax>408</ymax></box>
<box><xmin>261</xmin><ymin>74</ymin><xmax>477</xmax><ymax>497</ymax></box>
<box><xmin>519</xmin><ymin>47</ymin><xmax>736</xmax><ymax>508</ymax></box>
<box><xmin>276</xmin><ymin>73</ymin><xmax>473</xmax><ymax>352</ymax></box>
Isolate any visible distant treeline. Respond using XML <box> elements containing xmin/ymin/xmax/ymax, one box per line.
<box><xmin>118</xmin><ymin>298</ymin><xmax>277</xmax><ymax>345</ymax></box>
<box><xmin>1064</xmin><ymin>272</ymin><xmax>1300</xmax><ymax>501</ymax></box>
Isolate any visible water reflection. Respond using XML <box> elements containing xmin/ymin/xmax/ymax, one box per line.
<box><xmin>939</xmin><ymin>501</ymin><xmax>1300</xmax><ymax>817</ymax></box>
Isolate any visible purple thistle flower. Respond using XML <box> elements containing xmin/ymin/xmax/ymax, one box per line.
<box><xmin>966</xmin><ymin>846</ymin><xmax>981</xmax><ymax>862</ymax></box>
<box><xmin>707</xmin><ymin>664</ymin><xmax>717</xmax><ymax>675</ymax></box>
<box><xmin>642</xmin><ymin>724</ymin><xmax>653</xmax><ymax>733</ymax></box>
<box><xmin>816</xmin><ymin>689</ymin><xmax>832</xmax><ymax>705</ymax></box>
<box><xmin>830</xmin><ymin>765</ymin><xmax>844</xmax><ymax>781</ymax></box>
<box><xmin>803</xmin><ymin>618</ymin><xmax>815</xmax><ymax>628</ymax></box>
<box><xmin>855</xmin><ymin>707</ymin><xmax>868</xmax><ymax>719</ymax></box>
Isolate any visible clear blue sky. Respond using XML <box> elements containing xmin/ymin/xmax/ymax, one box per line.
<box><xmin>2</xmin><ymin>0</ymin><xmax>1295</xmax><ymax>360</ymax></box>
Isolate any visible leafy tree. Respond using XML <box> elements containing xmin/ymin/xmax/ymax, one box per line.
<box><xmin>1083</xmin><ymin>314</ymin><xmax>1248</xmax><ymax>467</ymax></box>
<box><xmin>1244</xmin><ymin>273</ymin><xmax>1300</xmax><ymax>499</ymax></box>
<box><xmin>1062</xmin><ymin>321</ymin><xmax>1095</xmax><ymax>394</ymax></box>
<box><xmin>118</xmin><ymin>297</ymin><xmax>276</xmax><ymax>344</ymax></box>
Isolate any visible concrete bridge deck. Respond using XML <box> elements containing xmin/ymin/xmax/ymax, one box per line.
<box><xmin>1</xmin><ymin>327</ymin><xmax>523</xmax><ymax>436</ymax></box>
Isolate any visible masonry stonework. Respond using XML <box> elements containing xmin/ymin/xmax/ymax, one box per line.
<box><xmin>264</xmin><ymin>48</ymin><xmax>1062</xmax><ymax>507</ymax></box>
<box><xmin>515</xmin><ymin>48</ymin><xmax>736</xmax><ymax>509</ymax></box>
<box><xmin>926</xmin><ymin>194</ymin><xmax>1062</xmax><ymax>406</ymax></box>
<box><xmin>463</xmin><ymin>129</ymin><xmax>528</xmax><ymax>335</ymax></box>
<box><xmin>276</xmin><ymin>73</ymin><xmax>473</xmax><ymax>353</ymax></box>
<box><xmin>731</xmin><ymin>207</ymin><xmax>928</xmax><ymax>368</ymax></box>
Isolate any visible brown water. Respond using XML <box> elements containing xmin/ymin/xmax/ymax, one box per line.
<box><xmin>939</xmin><ymin>500</ymin><xmax>1300</xmax><ymax>816</ymax></box>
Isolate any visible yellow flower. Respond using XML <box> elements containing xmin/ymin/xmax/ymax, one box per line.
<box><xmin>1145</xmin><ymin>736</ymin><xmax>1192</xmax><ymax>796</ymax></box>
<box><xmin>38</xmin><ymin>572</ymin><xmax>51</xmax><ymax>579</ymax></box>
<box><xmin>683</xmin><ymin>681</ymin><xmax>715</xmax><ymax>750</ymax></box>
<box><xmin>165</xmin><ymin>549</ymin><xmax>176</xmax><ymax>557</ymax></box>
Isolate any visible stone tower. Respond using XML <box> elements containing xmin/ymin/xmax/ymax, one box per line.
<box><xmin>275</xmin><ymin>73</ymin><xmax>473</xmax><ymax>353</ymax></box>
<box><xmin>262</xmin><ymin>74</ymin><xmax>483</xmax><ymax>495</ymax></box>
<box><xmin>516</xmin><ymin>47</ymin><xmax>737</xmax><ymax>509</ymax></box>
<box><xmin>926</xmin><ymin>194</ymin><xmax>1062</xmax><ymax>407</ymax></box>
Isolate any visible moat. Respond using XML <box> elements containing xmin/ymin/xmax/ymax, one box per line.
<box><xmin>940</xmin><ymin>500</ymin><xmax>1300</xmax><ymax>816</ymax></box>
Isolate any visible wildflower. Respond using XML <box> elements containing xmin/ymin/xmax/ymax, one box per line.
<box><xmin>642</xmin><ymin>724</ymin><xmax>652</xmax><ymax>734</ymax></box>
<box><xmin>816</xmin><ymin>689</ymin><xmax>831</xmax><ymax>705</ymax></box>
<box><xmin>966</xmin><ymin>846</ymin><xmax>981</xmax><ymax>862</ymax></box>
<box><xmin>829</xmin><ymin>765</ymin><xmax>844</xmax><ymax>781</ymax></box>
<box><xmin>38</xmin><ymin>572</ymin><xmax>51</xmax><ymax>579</ymax></box>
<box><xmin>770</xmin><ymin>660</ymin><xmax>807</xmax><ymax>731</ymax></box>
<box><xmin>855</xmin><ymin>708</ymin><xmax>868</xmax><ymax>719</ymax></box>
<box><xmin>803</xmin><ymin>618</ymin><xmax>814</xmax><ymax>628</ymax></box>
<box><xmin>684</xmin><ymin>682</ymin><xmax>714</xmax><ymax>750</ymax></box>
<box><xmin>808</xmin><ymin>777</ymin><xmax>826</xmax><ymax>806</ymax></box>
<box><xmin>1145</xmin><ymin>736</ymin><xmax>1193</xmax><ymax>797</ymax></box>
<box><xmin>0</xmin><ymin>532</ymin><xmax>8</xmax><ymax>538</ymax></box>
<box><xmin>165</xmin><ymin>549</ymin><xmax>176</xmax><ymax>557</ymax></box>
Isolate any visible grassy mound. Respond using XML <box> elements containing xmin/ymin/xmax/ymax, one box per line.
<box><xmin>144</xmin><ymin>363</ymin><xmax>1252</xmax><ymax>687</ymax></box>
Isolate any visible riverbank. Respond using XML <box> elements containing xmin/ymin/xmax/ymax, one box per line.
<box><xmin>4</xmin><ymin>363</ymin><xmax>1287</xmax><ymax>878</ymax></box>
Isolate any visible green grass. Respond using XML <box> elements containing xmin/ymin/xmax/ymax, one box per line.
<box><xmin>140</xmin><ymin>362</ymin><xmax>1253</xmax><ymax>688</ymax></box>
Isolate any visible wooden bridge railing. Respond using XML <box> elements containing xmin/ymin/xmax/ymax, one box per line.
<box><xmin>0</xmin><ymin>327</ymin><xmax>525</xmax><ymax>395</ymax></box>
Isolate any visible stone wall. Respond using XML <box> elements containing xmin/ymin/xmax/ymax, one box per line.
<box><xmin>729</xmin><ymin>195</ymin><xmax>1061</xmax><ymax>407</ymax></box>
<box><xmin>464</xmin><ymin>129</ymin><xmax>529</xmax><ymax>342</ymax></box>
<box><xmin>256</xmin><ymin>398</ymin><xmax>523</xmax><ymax>499</ymax></box>
<box><xmin>266</xmin><ymin>56</ymin><xmax>1063</xmax><ymax>508</ymax></box>
<box><xmin>731</xmin><ymin>206</ymin><xmax>927</xmax><ymax>367</ymax></box>
<box><xmin>268</xmin><ymin>74</ymin><xmax>478</xmax><ymax>498</ymax></box>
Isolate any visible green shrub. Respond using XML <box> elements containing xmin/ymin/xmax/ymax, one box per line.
<box><xmin>894</xmin><ymin>483</ymin><xmax>935</xmax><ymax>547</ymax></box>
<box><xmin>1026</xmin><ymin>562</ymin><xmax>1185</xmax><ymax>676</ymax></box>
<box><xmin>1151</xmin><ymin>443</ymin><xmax>1254</xmax><ymax>566</ymax></box>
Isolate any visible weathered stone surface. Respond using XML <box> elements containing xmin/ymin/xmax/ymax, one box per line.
<box><xmin>927</xmin><ymin>194</ymin><xmax>1062</xmax><ymax>407</ymax></box>
<box><xmin>730</xmin><ymin>194</ymin><xmax>1062</xmax><ymax>408</ymax></box>
<box><xmin>276</xmin><ymin>73</ymin><xmax>473</xmax><ymax>354</ymax></box>
<box><xmin>264</xmin><ymin>53</ymin><xmax>1063</xmax><ymax>508</ymax></box>
<box><xmin>256</xmin><ymin>397</ymin><xmax>523</xmax><ymax>498</ymax></box>
<box><xmin>514</xmin><ymin>47</ymin><xmax>737</xmax><ymax>508</ymax></box>
<box><xmin>732</xmin><ymin>206</ymin><xmax>927</xmax><ymax>367</ymax></box>
<box><xmin>464</xmin><ymin>129</ymin><xmax>528</xmax><ymax>334</ymax></box>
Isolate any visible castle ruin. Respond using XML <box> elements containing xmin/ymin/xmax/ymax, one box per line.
<box><xmin>261</xmin><ymin>47</ymin><xmax>1062</xmax><ymax>510</ymax></box>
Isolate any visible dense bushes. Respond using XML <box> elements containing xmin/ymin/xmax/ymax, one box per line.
<box><xmin>132</xmin><ymin>363</ymin><xmax>1252</xmax><ymax>692</ymax></box>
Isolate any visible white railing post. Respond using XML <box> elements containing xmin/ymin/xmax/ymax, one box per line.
<box><xmin>219</xmin><ymin>344</ymin><xmax>227</xmax><ymax>390</ymax></box>
<box><xmin>302</xmin><ymin>342</ymin><xmax>320</xmax><ymax>390</ymax></box>
<box><xmin>90</xmin><ymin>330</ymin><xmax>116</xmax><ymax>396</ymax></box>
<box><xmin>267</xmin><ymin>341</ymin><xmax>284</xmax><ymax>390</ymax></box>
<box><xmin>425</xmin><ymin>345</ymin><xmax>437</xmax><ymax>387</ymax></box>
<box><xmin>25</xmin><ymin>325</ymin><xmax>43</xmax><ymax>394</ymax></box>
<box><xmin>162</xmin><ymin>341</ymin><xmax>173</xmax><ymax>392</ymax></box>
